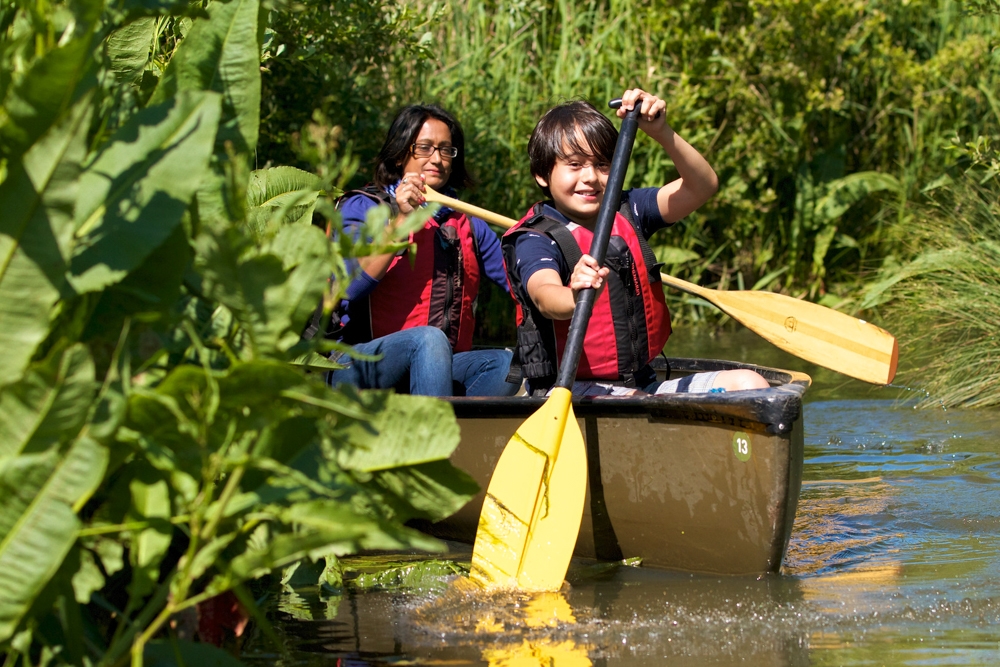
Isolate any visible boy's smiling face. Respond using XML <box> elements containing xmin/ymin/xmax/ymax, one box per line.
<box><xmin>534</xmin><ymin>134</ymin><xmax>611</xmax><ymax>228</ymax></box>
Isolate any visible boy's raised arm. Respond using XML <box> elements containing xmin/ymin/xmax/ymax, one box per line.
<box><xmin>616</xmin><ymin>88</ymin><xmax>719</xmax><ymax>224</ymax></box>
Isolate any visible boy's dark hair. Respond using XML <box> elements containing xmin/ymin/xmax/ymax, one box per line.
<box><xmin>528</xmin><ymin>100</ymin><xmax>618</xmax><ymax>197</ymax></box>
<box><xmin>374</xmin><ymin>104</ymin><xmax>474</xmax><ymax>190</ymax></box>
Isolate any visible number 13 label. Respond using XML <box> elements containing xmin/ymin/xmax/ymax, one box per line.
<box><xmin>732</xmin><ymin>431</ymin><xmax>752</xmax><ymax>462</ymax></box>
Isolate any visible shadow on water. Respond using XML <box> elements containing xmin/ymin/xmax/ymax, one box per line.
<box><xmin>244</xmin><ymin>329</ymin><xmax>1000</xmax><ymax>666</ymax></box>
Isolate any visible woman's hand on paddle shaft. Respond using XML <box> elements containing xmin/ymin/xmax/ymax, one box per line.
<box><xmin>396</xmin><ymin>172</ymin><xmax>427</xmax><ymax>215</ymax></box>
<box><xmin>616</xmin><ymin>88</ymin><xmax>667</xmax><ymax>135</ymax></box>
<box><xmin>570</xmin><ymin>254</ymin><xmax>610</xmax><ymax>301</ymax></box>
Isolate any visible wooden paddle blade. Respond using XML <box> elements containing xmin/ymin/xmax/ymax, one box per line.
<box><xmin>661</xmin><ymin>274</ymin><xmax>899</xmax><ymax>384</ymax></box>
<box><xmin>470</xmin><ymin>388</ymin><xmax>587</xmax><ymax>592</ymax></box>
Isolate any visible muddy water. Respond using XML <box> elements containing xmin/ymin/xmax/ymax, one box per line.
<box><xmin>244</xmin><ymin>329</ymin><xmax>1000</xmax><ymax>666</ymax></box>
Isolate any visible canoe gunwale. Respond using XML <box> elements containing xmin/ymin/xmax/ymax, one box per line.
<box><xmin>448</xmin><ymin>357</ymin><xmax>810</xmax><ymax>436</ymax></box>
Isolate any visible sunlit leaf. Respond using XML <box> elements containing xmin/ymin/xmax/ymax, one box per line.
<box><xmin>151</xmin><ymin>0</ymin><xmax>261</xmax><ymax>156</ymax></box>
<box><xmin>334</xmin><ymin>392</ymin><xmax>460</xmax><ymax>471</ymax></box>
<box><xmin>105</xmin><ymin>18</ymin><xmax>156</xmax><ymax>87</ymax></box>
<box><xmin>0</xmin><ymin>97</ymin><xmax>90</xmax><ymax>388</ymax></box>
<box><xmin>70</xmin><ymin>91</ymin><xmax>222</xmax><ymax>293</ymax></box>
<box><xmin>0</xmin><ymin>435</ymin><xmax>109</xmax><ymax>642</ymax></box>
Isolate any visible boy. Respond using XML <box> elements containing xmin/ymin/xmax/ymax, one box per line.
<box><xmin>503</xmin><ymin>89</ymin><xmax>769</xmax><ymax>396</ymax></box>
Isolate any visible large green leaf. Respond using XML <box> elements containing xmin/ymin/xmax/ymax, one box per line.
<box><xmin>333</xmin><ymin>393</ymin><xmax>461</xmax><ymax>471</ymax></box>
<box><xmin>0</xmin><ymin>434</ymin><xmax>109</xmax><ymax>642</ymax></box>
<box><xmin>69</xmin><ymin>90</ymin><xmax>221</xmax><ymax>293</ymax></box>
<box><xmin>0</xmin><ymin>345</ymin><xmax>97</xmax><ymax>460</ymax></box>
<box><xmin>813</xmin><ymin>171</ymin><xmax>903</xmax><ymax>223</ymax></box>
<box><xmin>150</xmin><ymin>0</ymin><xmax>261</xmax><ymax>156</ymax></box>
<box><xmin>193</xmin><ymin>221</ymin><xmax>330</xmax><ymax>356</ymax></box>
<box><xmin>207</xmin><ymin>502</ymin><xmax>442</xmax><ymax>594</ymax></box>
<box><xmin>0</xmin><ymin>29</ymin><xmax>98</xmax><ymax>158</ymax></box>
<box><xmin>246</xmin><ymin>166</ymin><xmax>322</xmax><ymax>240</ymax></box>
<box><xmin>368</xmin><ymin>460</ymin><xmax>479</xmax><ymax>523</ymax></box>
<box><xmin>0</xmin><ymin>97</ymin><xmax>91</xmax><ymax>388</ymax></box>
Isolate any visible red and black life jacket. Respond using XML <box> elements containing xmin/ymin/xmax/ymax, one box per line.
<box><xmin>339</xmin><ymin>187</ymin><xmax>481</xmax><ymax>352</ymax></box>
<box><xmin>501</xmin><ymin>201</ymin><xmax>671</xmax><ymax>390</ymax></box>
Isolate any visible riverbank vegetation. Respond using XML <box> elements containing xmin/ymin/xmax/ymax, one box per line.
<box><xmin>259</xmin><ymin>0</ymin><xmax>1000</xmax><ymax>337</ymax></box>
<box><xmin>0</xmin><ymin>0</ymin><xmax>475</xmax><ymax>664</ymax></box>
<box><xmin>862</xmin><ymin>171</ymin><xmax>1000</xmax><ymax>407</ymax></box>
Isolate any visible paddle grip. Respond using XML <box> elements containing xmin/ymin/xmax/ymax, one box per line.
<box><xmin>555</xmin><ymin>100</ymin><xmax>643</xmax><ymax>390</ymax></box>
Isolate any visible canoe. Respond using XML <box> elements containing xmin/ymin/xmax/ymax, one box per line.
<box><xmin>417</xmin><ymin>357</ymin><xmax>810</xmax><ymax>576</ymax></box>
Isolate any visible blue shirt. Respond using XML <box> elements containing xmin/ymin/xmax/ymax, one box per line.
<box><xmin>510</xmin><ymin>187</ymin><xmax>668</xmax><ymax>287</ymax></box>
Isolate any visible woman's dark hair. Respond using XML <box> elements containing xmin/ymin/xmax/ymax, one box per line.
<box><xmin>528</xmin><ymin>100</ymin><xmax>618</xmax><ymax>197</ymax></box>
<box><xmin>373</xmin><ymin>104</ymin><xmax>474</xmax><ymax>190</ymax></box>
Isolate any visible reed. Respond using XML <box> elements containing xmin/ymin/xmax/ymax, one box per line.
<box><xmin>863</xmin><ymin>176</ymin><xmax>1000</xmax><ymax>408</ymax></box>
<box><xmin>404</xmin><ymin>0</ymin><xmax>1000</xmax><ymax>306</ymax></box>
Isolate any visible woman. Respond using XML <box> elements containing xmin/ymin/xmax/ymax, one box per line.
<box><xmin>328</xmin><ymin>104</ymin><xmax>520</xmax><ymax>397</ymax></box>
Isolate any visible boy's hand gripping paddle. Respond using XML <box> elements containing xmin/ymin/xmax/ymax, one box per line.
<box><xmin>469</xmin><ymin>99</ymin><xmax>644</xmax><ymax>591</ymax></box>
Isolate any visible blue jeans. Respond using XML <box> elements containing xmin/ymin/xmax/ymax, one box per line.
<box><xmin>453</xmin><ymin>348</ymin><xmax>520</xmax><ymax>397</ymax></box>
<box><xmin>327</xmin><ymin>327</ymin><xmax>453</xmax><ymax>396</ymax></box>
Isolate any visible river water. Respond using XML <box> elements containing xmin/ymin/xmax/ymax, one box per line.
<box><xmin>244</xmin><ymin>329</ymin><xmax>1000</xmax><ymax>666</ymax></box>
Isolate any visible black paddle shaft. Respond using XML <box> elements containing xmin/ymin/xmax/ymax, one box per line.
<box><xmin>554</xmin><ymin>98</ymin><xmax>644</xmax><ymax>390</ymax></box>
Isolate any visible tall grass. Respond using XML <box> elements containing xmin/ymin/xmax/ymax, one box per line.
<box><xmin>862</xmin><ymin>177</ymin><xmax>1000</xmax><ymax>408</ymax></box>
<box><xmin>258</xmin><ymin>0</ymin><xmax>1000</xmax><ymax>344</ymax></box>
<box><xmin>405</xmin><ymin>0</ymin><xmax>1000</xmax><ymax>305</ymax></box>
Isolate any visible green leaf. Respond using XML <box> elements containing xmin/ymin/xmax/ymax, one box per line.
<box><xmin>334</xmin><ymin>393</ymin><xmax>460</xmax><ymax>471</ymax></box>
<box><xmin>246</xmin><ymin>166</ymin><xmax>322</xmax><ymax>241</ymax></box>
<box><xmin>0</xmin><ymin>435</ymin><xmax>109</xmax><ymax>642</ymax></box>
<box><xmin>71</xmin><ymin>548</ymin><xmax>105</xmax><ymax>604</ymax></box>
<box><xmin>0</xmin><ymin>96</ymin><xmax>91</xmax><ymax>388</ymax></box>
<box><xmin>811</xmin><ymin>223</ymin><xmax>838</xmax><ymax>276</ymax></box>
<box><xmin>150</xmin><ymin>0</ymin><xmax>261</xmax><ymax>156</ymax></box>
<box><xmin>127</xmin><ymin>476</ymin><xmax>172</xmax><ymax>598</ymax></box>
<box><xmin>813</xmin><ymin>171</ymin><xmax>902</xmax><ymax>223</ymax></box>
<box><xmin>368</xmin><ymin>459</ymin><xmax>479</xmax><ymax>523</ymax></box>
<box><xmin>654</xmin><ymin>245</ymin><xmax>699</xmax><ymax>265</ymax></box>
<box><xmin>105</xmin><ymin>18</ymin><xmax>156</xmax><ymax>87</ymax></box>
<box><xmin>69</xmin><ymin>91</ymin><xmax>222</xmax><ymax>293</ymax></box>
<box><xmin>0</xmin><ymin>32</ymin><xmax>97</xmax><ymax>158</ymax></box>
<box><xmin>246</xmin><ymin>167</ymin><xmax>321</xmax><ymax>208</ymax></box>
<box><xmin>193</xmin><ymin>222</ymin><xmax>330</xmax><ymax>356</ymax></box>
<box><xmin>0</xmin><ymin>345</ymin><xmax>97</xmax><ymax>460</ymax></box>
<box><xmin>347</xmin><ymin>559</ymin><xmax>464</xmax><ymax>593</ymax></box>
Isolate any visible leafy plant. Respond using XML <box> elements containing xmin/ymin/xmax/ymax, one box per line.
<box><xmin>0</xmin><ymin>1</ymin><xmax>476</xmax><ymax>665</ymax></box>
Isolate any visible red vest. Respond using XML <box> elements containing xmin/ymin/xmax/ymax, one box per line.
<box><xmin>343</xmin><ymin>189</ymin><xmax>480</xmax><ymax>352</ymax></box>
<box><xmin>502</xmin><ymin>204</ymin><xmax>671</xmax><ymax>383</ymax></box>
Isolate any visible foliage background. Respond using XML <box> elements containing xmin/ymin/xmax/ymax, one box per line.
<box><xmin>259</xmin><ymin>0</ymin><xmax>1000</xmax><ymax>343</ymax></box>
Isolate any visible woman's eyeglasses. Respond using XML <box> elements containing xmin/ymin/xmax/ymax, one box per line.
<box><xmin>411</xmin><ymin>143</ymin><xmax>459</xmax><ymax>158</ymax></box>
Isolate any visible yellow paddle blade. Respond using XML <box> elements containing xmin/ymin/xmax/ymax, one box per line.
<box><xmin>470</xmin><ymin>388</ymin><xmax>587</xmax><ymax>592</ymax></box>
<box><xmin>483</xmin><ymin>639</ymin><xmax>593</xmax><ymax>667</ymax></box>
<box><xmin>660</xmin><ymin>273</ymin><xmax>899</xmax><ymax>384</ymax></box>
